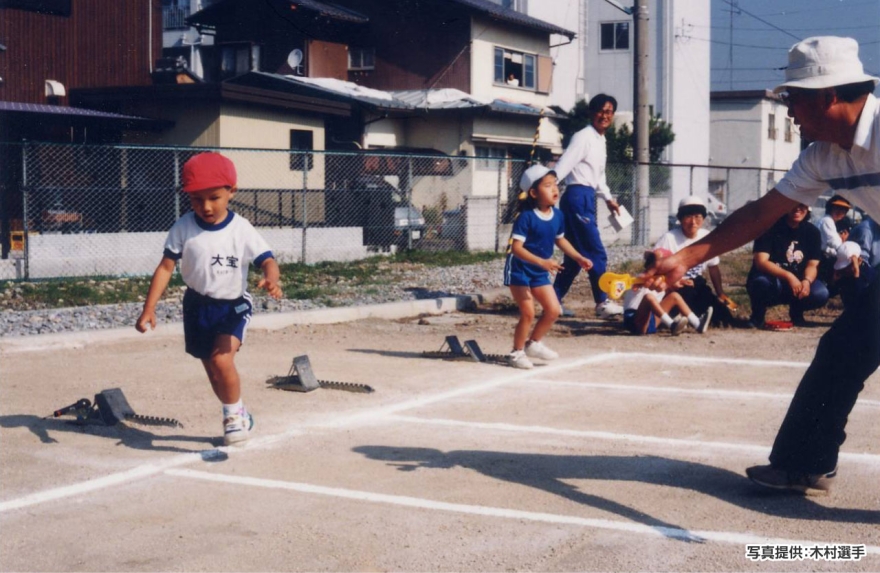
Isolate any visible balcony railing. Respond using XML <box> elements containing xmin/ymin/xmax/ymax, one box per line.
<box><xmin>162</xmin><ymin>6</ymin><xmax>189</xmax><ymax>31</ymax></box>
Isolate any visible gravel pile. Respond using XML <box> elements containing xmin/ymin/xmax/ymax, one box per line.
<box><xmin>0</xmin><ymin>246</ymin><xmax>645</xmax><ymax>338</ymax></box>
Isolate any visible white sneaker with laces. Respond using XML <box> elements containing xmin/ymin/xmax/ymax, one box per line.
<box><xmin>525</xmin><ymin>339</ymin><xmax>559</xmax><ymax>360</ymax></box>
<box><xmin>596</xmin><ymin>299</ymin><xmax>623</xmax><ymax>319</ymax></box>
<box><xmin>223</xmin><ymin>411</ymin><xmax>254</xmax><ymax>446</ymax></box>
<box><xmin>508</xmin><ymin>349</ymin><xmax>534</xmax><ymax>370</ymax></box>
<box><xmin>697</xmin><ymin>306</ymin><xmax>714</xmax><ymax>334</ymax></box>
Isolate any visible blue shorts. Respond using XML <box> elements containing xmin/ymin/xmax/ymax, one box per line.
<box><xmin>623</xmin><ymin>308</ymin><xmax>657</xmax><ymax>334</ymax></box>
<box><xmin>182</xmin><ymin>289</ymin><xmax>253</xmax><ymax>359</ymax></box>
<box><xmin>504</xmin><ymin>255</ymin><xmax>552</xmax><ymax>288</ymax></box>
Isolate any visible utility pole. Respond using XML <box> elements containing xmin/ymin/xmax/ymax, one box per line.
<box><xmin>633</xmin><ymin>0</ymin><xmax>650</xmax><ymax>244</ymax></box>
<box><xmin>604</xmin><ymin>0</ymin><xmax>650</xmax><ymax>244</ymax></box>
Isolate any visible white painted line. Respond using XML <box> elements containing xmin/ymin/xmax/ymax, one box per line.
<box><xmin>388</xmin><ymin>416</ymin><xmax>880</xmax><ymax>466</ymax></box>
<box><xmin>520</xmin><ymin>380</ymin><xmax>880</xmax><ymax>409</ymax></box>
<box><xmin>166</xmin><ymin>468</ymin><xmax>880</xmax><ymax>555</ymax></box>
<box><xmin>0</xmin><ymin>449</ymin><xmax>227</xmax><ymax>513</ymax></box>
<box><xmin>593</xmin><ymin>351</ymin><xmax>812</xmax><ymax>369</ymax></box>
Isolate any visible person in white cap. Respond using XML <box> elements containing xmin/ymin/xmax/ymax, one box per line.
<box><xmin>831</xmin><ymin>240</ymin><xmax>875</xmax><ymax>309</ymax></box>
<box><xmin>653</xmin><ymin>196</ymin><xmax>732</xmax><ymax>328</ymax></box>
<box><xmin>645</xmin><ymin>36</ymin><xmax>880</xmax><ymax>496</ymax></box>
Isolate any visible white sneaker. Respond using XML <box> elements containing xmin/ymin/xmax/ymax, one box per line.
<box><xmin>596</xmin><ymin>299</ymin><xmax>623</xmax><ymax>319</ymax></box>
<box><xmin>670</xmin><ymin>316</ymin><xmax>689</xmax><ymax>336</ymax></box>
<box><xmin>223</xmin><ymin>411</ymin><xmax>254</xmax><ymax>446</ymax></box>
<box><xmin>525</xmin><ymin>339</ymin><xmax>559</xmax><ymax>360</ymax></box>
<box><xmin>508</xmin><ymin>349</ymin><xmax>534</xmax><ymax>369</ymax></box>
<box><xmin>697</xmin><ymin>306</ymin><xmax>714</xmax><ymax>334</ymax></box>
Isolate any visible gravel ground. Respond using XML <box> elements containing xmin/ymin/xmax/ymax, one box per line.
<box><xmin>0</xmin><ymin>246</ymin><xmax>649</xmax><ymax>337</ymax></box>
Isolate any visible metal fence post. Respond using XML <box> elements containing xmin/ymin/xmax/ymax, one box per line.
<box><xmin>301</xmin><ymin>157</ymin><xmax>308</xmax><ymax>264</ymax></box>
<box><xmin>173</xmin><ymin>151</ymin><xmax>181</xmax><ymax>221</ymax></box>
<box><xmin>406</xmin><ymin>156</ymin><xmax>414</xmax><ymax>250</ymax></box>
<box><xmin>494</xmin><ymin>158</ymin><xmax>503</xmax><ymax>253</ymax></box>
<box><xmin>21</xmin><ymin>142</ymin><xmax>29</xmax><ymax>280</ymax></box>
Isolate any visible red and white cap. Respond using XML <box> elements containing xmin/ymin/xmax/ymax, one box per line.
<box><xmin>182</xmin><ymin>152</ymin><xmax>237</xmax><ymax>193</ymax></box>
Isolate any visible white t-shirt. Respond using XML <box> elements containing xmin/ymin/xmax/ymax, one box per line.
<box><xmin>552</xmin><ymin>124</ymin><xmax>614</xmax><ymax>201</ymax></box>
<box><xmin>163</xmin><ymin>211</ymin><xmax>273</xmax><ymax>300</ymax></box>
<box><xmin>816</xmin><ymin>214</ymin><xmax>843</xmax><ymax>258</ymax></box>
<box><xmin>653</xmin><ymin>227</ymin><xmax>720</xmax><ymax>280</ymax></box>
<box><xmin>776</xmin><ymin>93</ymin><xmax>880</xmax><ymax>222</ymax></box>
<box><xmin>623</xmin><ymin>286</ymin><xmax>663</xmax><ymax>312</ymax></box>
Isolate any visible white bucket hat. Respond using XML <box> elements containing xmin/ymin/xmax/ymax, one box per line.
<box><xmin>519</xmin><ymin>164</ymin><xmax>556</xmax><ymax>192</ymax></box>
<box><xmin>774</xmin><ymin>36</ymin><xmax>880</xmax><ymax>94</ymax></box>
<box><xmin>834</xmin><ymin>241</ymin><xmax>863</xmax><ymax>270</ymax></box>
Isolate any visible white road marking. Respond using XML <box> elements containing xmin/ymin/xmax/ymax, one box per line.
<box><xmin>519</xmin><ymin>379</ymin><xmax>880</xmax><ymax>408</ymax></box>
<box><xmin>388</xmin><ymin>416</ymin><xmax>880</xmax><ymax>466</ymax></box>
<box><xmin>165</xmin><ymin>468</ymin><xmax>880</xmax><ymax>555</ymax></box>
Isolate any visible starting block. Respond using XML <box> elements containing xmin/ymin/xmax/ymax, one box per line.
<box><xmin>267</xmin><ymin>355</ymin><xmax>374</xmax><ymax>394</ymax></box>
<box><xmin>48</xmin><ymin>388</ymin><xmax>182</xmax><ymax>428</ymax></box>
<box><xmin>423</xmin><ymin>335</ymin><xmax>508</xmax><ymax>365</ymax></box>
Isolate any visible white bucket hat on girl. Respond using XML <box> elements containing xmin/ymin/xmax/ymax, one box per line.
<box><xmin>519</xmin><ymin>164</ymin><xmax>556</xmax><ymax>192</ymax></box>
<box><xmin>774</xmin><ymin>36</ymin><xmax>880</xmax><ymax>94</ymax></box>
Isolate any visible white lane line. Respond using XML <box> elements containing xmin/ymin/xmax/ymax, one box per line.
<box><xmin>166</xmin><ymin>468</ymin><xmax>880</xmax><ymax>555</ymax></box>
<box><xmin>0</xmin><ymin>354</ymin><xmax>612</xmax><ymax>513</ymax></box>
<box><xmin>520</xmin><ymin>380</ymin><xmax>880</xmax><ymax>409</ymax></box>
<box><xmin>388</xmin><ymin>416</ymin><xmax>880</xmax><ymax>466</ymax></box>
<box><xmin>0</xmin><ymin>449</ymin><xmax>228</xmax><ymax>513</ymax></box>
<box><xmin>598</xmin><ymin>352</ymin><xmax>812</xmax><ymax>369</ymax></box>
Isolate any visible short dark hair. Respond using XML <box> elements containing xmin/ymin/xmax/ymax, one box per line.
<box><xmin>834</xmin><ymin>80</ymin><xmax>875</xmax><ymax>102</ymax></box>
<box><xmin>589</xmin><ymin>93</ymin><xmax>618</xmax><ymax>114</ymax></box>
<box><xmin>836</xmin><ymin>216</ymin><xmax>853</xmax><ymax>233</ymax></box>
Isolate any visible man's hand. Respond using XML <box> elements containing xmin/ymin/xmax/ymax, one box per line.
<box><xmin>577</xmin><ymin>256</ymin><xmax>593</xmax><ymax>271</ymax></box>
<box><xmin>136</xmin><ymin>309</ymin><xmax>156</xmax><ymax>333</ymax></box>
<box><xmin>641</xmin><ymin>252</ymin><xmax>688</xmax><ymax>291</ymax></box>
<box><xmin>606</xmin><ymin>199</ymin><xmax>621</xmax><ymax>217</ymax></box>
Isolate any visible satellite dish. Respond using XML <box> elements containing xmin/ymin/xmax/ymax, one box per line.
<box><xmin>287</xmin><ymin>49</ymin><xmax>303</xmax><ymax>69</ymax></box>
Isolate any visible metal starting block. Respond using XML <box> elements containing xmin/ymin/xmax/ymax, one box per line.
<box><xmin>422</xmin><ymin>336</ymin><xmax>509</xmax><ymax>365</ymax></box>
<box><xmin>48</xmin><ymin>388</ymin><xmax>182</xmax><ymax>428</ymax></box>
<box><xmin>266</xmin><ymin>355</ymin><xmax>374</xmax><ymax>394</ymax></box>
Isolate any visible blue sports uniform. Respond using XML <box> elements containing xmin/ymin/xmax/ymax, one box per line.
<box><xmin>552</xmin><ymin>185</ymin><xmax>608</xmax><ymax>305</ymax></box>
<box><xmin>504</xmin><ymin>207</ymin><xmax>564</xmax><ymax>288</ymax></box>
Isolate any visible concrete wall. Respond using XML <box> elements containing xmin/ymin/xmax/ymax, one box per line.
<box><xmin>526</xmin><ymin>0</ymin><xmax>583</xmax><ymax>112</ymax></box>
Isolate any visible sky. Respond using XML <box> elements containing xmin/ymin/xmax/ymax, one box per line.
<box><xmin>707</xmin><ymin>0</ymin><xmax>880</xmax><ymax>93</ymax></box>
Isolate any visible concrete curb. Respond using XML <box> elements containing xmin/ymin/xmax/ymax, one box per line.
<box><xmin>0</xmin><ymin>295</ymin><xmax>480</xmax><ymax>355</ymax></box>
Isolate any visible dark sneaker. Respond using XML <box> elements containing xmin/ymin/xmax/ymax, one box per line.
<box><xmin>697</xmin><ymin>307</ymin><xmax>714</xmax><ymax>334</ymax></box>
<box><xmin>670</xmin><ymin>316</ymin><xmax>689</xmax><ymax>336</ymax></box>
<box><xmin>746</xmin><ymin>464</ymin><xmax>836</xmax><ymax>496</ymax></box>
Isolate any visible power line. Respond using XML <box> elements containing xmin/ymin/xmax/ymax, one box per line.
<box><xmin>720</xmin><ymin>0</ymin><xmax>801</xmax><ymax>41</ymax></box>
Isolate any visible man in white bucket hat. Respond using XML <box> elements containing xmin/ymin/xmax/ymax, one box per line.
<box><xmin>646</xmin><ymin>36</ymin><xmax>880</xmax><ymax>496</ymax></box>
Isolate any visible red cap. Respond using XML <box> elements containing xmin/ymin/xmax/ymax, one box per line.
<box><xmin>182</xmin><ymin>152</ymin><xmax>237</xmax><ymax>193</ymax></box>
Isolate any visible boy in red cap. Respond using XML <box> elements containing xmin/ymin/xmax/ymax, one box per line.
<box><xmin>136</xmin><ymin>152</ymin><xmax>282</xmax><ymax>446</ymax></box>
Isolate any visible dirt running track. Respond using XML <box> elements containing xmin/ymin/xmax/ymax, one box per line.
<box><xmin>1</xmin><ymin>301</ymin><xmax>879</xmax><ymax>572</ymax></box>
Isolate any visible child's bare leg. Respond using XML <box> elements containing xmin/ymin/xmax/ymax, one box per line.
<box><xmin>637</xmin><ymin>297</ymin><xmax>663</xmax><ymax>335</ymax></box>
<box><xmin>509</xmin><ymin>286</ymin><xmax>535</xmax><ymax>350</ymax></box>
<box><xmin>201</xmin><ymin>334</ymin><xmax>242</xmax><ymax>404</ymax></box>
<box><xmin>661</xmin><ymin>291</ymin><xmax>692</xmax><ymax>316</ymax></box>
<box><xmin>529</xmin><ymin>285</ymin><xmax>562</xmax><ymax>342</ymax></box>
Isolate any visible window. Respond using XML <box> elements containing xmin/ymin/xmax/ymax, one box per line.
<box><xmin>290</xmin><ymin>130</ymin><xmax>314</xmax><ymax>171</ymax></box>
<box><xmin>219</xmin><ymin>43</ymin><xmax>260</xmax><ymax>80</ymax></box>
<box><xmin>784</xmin><ymin>118</ymin><xmax>793</xmax><ymax>142</ymax></box>
<box><xmin>600</xmin><ymin>22</ymin><xmax>630</xmax><ymax>51</ymax></box>
<box><xmin>768</xmin><ymin>113</ymin><xmax>777</xmax><ymax>140</ymax></box>
<box><xmin>493</xmin><ymin>47</ymin><xmax>536</xmax><ymax>89</ymax></box>
<box><xmin>475</xmin><ymin>146</ymin><xmax>506</xmax><ymax>170</ymax></box>
<box><xmin>349</xmin><ymin>47</ymin><xmax>375</xmax><ymax>71</ymax></box>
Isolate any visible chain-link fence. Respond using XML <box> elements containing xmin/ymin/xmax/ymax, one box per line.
<box><xmin>0</xmin><ymin>142</ymin><xmax>785</xmax><ymax>280</ymax></box>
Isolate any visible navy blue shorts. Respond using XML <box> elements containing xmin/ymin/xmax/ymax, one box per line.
<box><xmin>182</xmin><ymin>289</ymin><xmax>253</xmax><ymax>359</ymax></box>
<box><xmin>623</xmin><ymin>308</ymin><xmax>657</xmax><ymax>334</ymax></box>
<box><xmin>504</xmin><ymin>255</ymin><xmax>552</xmax><ymax>288</ymax></box>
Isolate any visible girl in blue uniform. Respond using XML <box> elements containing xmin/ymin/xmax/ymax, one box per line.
<box><xmin>504</xmin><ymin>165</ymin><xmax>593</xmax><ymax>369</ymax></box>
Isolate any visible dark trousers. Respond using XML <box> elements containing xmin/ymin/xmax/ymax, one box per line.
<box><xmin>769</xmin><ymin>270</ymin><xmax>880</xmax><ymax>474</ymax></box>
<box><xmin>746</xmin><ymin>273</ymin><xmax>830</xmax><ymax>323</ymax></box>
<box><xmin>553</xmin><ymin>184</ymin><xmax>608</xmax><ymax>305</ymax></box>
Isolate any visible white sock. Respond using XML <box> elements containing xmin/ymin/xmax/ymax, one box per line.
<box><xmin>660</xmin><ymin>313</ymin><xmax>673</xmax><ymax>328</ymax></box>
<box><xmin>222</xmin><ymin>399</ymin><xmax>243</xmax><ymax>418</ymax></box>
<box><xmin>688</xmin><ymin>312</ymin><xmax>700</xmax><ymax>328</ymax></box>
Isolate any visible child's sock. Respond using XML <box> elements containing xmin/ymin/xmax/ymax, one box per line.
<box><xmin>659</xmin><ymin>313</ymin><xmax>674</xmax><ymax>328</ymax></box>
<box><xmin>222</xmin><ymin>398</ymin><xmax>244</xmax><ymax>419</ymax></box>
<box><xmin>687</xmin><ymin>312</ymin><xmax>700</xmax><ymax>328</ymax></box>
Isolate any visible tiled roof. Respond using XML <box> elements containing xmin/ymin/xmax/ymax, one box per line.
<box><xmin>444</xmin><ymin>0</ymin><xmax>575</xmax><ymax>38</ymax></box>
<box><xmin>0</xmin><ymin>101</ymin><xmax>156</xmax><ymax>121</ymax></box>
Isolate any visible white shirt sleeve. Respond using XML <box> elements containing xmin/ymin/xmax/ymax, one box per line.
<box><xmin>818</xmin><ymin>215</ymin><xmax>842</xmax><ymax>257</ymax></box>
<box><xmin>553</xmin><ymin>129</ymin><xmax>590</xmax><ymax>183</ymax></box>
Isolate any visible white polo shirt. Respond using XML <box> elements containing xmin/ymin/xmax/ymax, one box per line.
<box><xmin>163</xmin><ymin>211</ymin><xmax>273</xmax><ymax>300</ymax></box>
<box><xmin>552</xmin><ymin>124</ymin><xmax>614</xmax><ymax>201</ymax></box>
<box><xmin>777</xmin><ymin>93</ymin><xmax>880</xmax><ymax>221</ymax></box>
<box><xmin>653</xmin><ymin>227</ymin><xmax>720</xmax><ymax>280</ymax></box>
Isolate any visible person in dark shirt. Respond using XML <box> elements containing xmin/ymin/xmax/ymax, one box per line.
<box><xmin>746</xmin><ymin>203</ymin><xmax>830</xmax><ymax>327</ymax></box>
